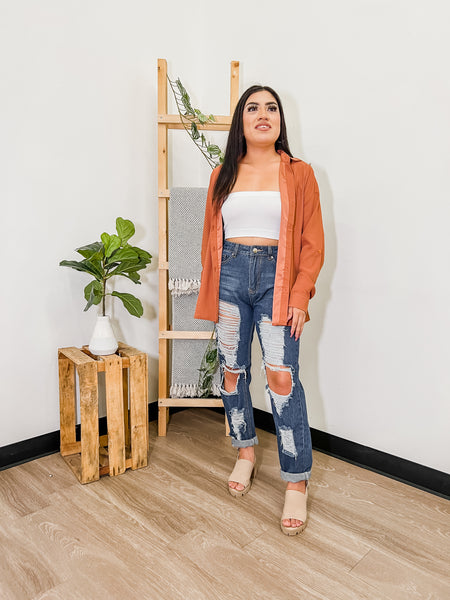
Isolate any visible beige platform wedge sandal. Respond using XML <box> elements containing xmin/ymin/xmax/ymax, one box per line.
<box><xmin>280</xmin><ymin>485</ymin><xmax>308</xmax><ymax>535</ymax></box>
<box><xmin>227</xmin><ymin>457</ymin><xmax>256</xmax><ymax>497</ymax></box>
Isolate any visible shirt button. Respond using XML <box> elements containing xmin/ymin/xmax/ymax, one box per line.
<box><xmin>253</xmin><ymin>247</ymin><xmax>258</xmax><ymax>253</ymax></box>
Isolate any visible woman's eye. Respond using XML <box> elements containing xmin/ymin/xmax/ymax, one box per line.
<box><xmin>268</xmin><ymin>105</ymin><xmax>278</xmax><ymax>112</ymax></box>
<box><xmin>247</xmin><ymin>106</ymin><xmax>257</xmax><ymax>112</ymax></box>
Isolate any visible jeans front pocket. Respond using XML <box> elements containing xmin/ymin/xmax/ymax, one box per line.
<box><xmin>221</xmin><ymin>251</ymin><xmax>235</xmax><ymax>265</ymax></box>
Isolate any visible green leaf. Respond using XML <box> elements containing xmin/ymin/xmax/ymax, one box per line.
<box><xmin>123</xmin><ymin>271</ymin><xmax>141</xmax><ymax>283</ymax></box>
<box><xmin>107</xmin><ymin>260</ymin><xmax>139</xmax><ymax>277</ymax></box>
<box><xmin>116</xmin><ymin>217</ymin><xmax>135</xmax><ymax>245</ymax></box>
<box><xmin>207</xmin><ymin>144</ymin><xmax>221</xmax><ymax>156</ymax></box>
<box><xmin>209</xmin><ymin>114</ymin><xmax>216</xmax><ymax>122</ymax></box>
<box><xmin>83</xmin><ymin>281</ymin><xmax>103</xmax><ymax>311</ymax></box>
<box><xmin>197</xmin><ymin>112</ymin><xmax>208</xmax><ymax>125</ymax></box>
<box><xmin>180</xmin><ymin>87</ymin><xmax>194</xmax><ymax>115</ymax></box>
<box><xmin>191</xmin><ymin>122</ymin><xmax>200</xmax><ymax>140</ymax></box>
<box><xmin>59</xmin><ymin>259</ymin><xmax>102</xmax><ymax>279</ymax></box>
<box><xmin>176</xmin><ymin>78</ymin><xmax>187</xmax><ymax>97</ymax></box>
<box><xmin>108</xmin><ymin>247</ymin><xmax>139</xmax><ymax>263</ymax></box>
<box><xmin>205</xmin><ymin>349</ymin><xmax>217</xmax><ymax>364</ymax></box>
<box><xmin>107</xmin><ymin>251</ymin><xmax>150</xmax><ymax>276</ymax></box>
<box><xmin>125</xmin><ymin>260</ymin><xmax>150</xmax><ymax>272</ymax></box>
<box><xmin>101</xmin><ymin>232</ymin><xmax>110</xmax><ymax>248</ymax></box>
<box><xmin>111</xmin><ymin>291</ymin><xmax>143</xmax><ymax>317</ymax></box>
<box><xmin>102</xmin><ymin>233</ymin><xmax>121</xmax><ymax>258</ymax></box>
<box><xmin>76</xmin><ymin>242</ymin><xmax>104</xmax><ymax>260</ymax></box>
<box><xmin>130</xmin><ymin>246</ymin><xmax>152</xmax><ymax>263</ymax></box>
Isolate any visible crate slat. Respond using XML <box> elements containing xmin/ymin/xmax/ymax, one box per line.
<box><xmin>58</xmin><ymin>356</ymin><xmax>76</xmax><ymax>450</ymax></box>
<box><xmin>78</xmin><ymin>362</ymin><xmax>100</xmax><ymax>484</ymax></box>
<box><xmin>104</xmin><ymin>354</ymin><xmax>126</xmax><ymax>476</ymax></box>
<box><xmin>128</xmin><ymin>353</ymin><xmax>149</xmax><ymax>470</ymax></box>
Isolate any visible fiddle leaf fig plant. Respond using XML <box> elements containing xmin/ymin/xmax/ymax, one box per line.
<box><xmin>60</xmin><ymin>217</ymin><xmax>152</xmax><ymax>317</ymax></box>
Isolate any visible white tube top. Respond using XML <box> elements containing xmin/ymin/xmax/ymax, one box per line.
<box><xmin>222</xmin><ymin>191</ymin><xmax>281</xmax><ymax>240</ymax></box>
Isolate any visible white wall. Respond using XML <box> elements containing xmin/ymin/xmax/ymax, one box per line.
<box><xmin>1</xmin><ymin>1</ymin><xmax>449</xmax><ymax>474</ymax></box>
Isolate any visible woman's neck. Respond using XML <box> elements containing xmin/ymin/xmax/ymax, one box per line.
<box><xmin>241</xmin><ymin>145</ymin><xmax>280</xmax><ymax>167</ymax></box>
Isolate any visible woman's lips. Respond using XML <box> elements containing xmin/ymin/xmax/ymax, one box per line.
<box><xmin>255</xmin><ymin>123</ymin><xmax>270</xmax><ymax>130</ymax></box>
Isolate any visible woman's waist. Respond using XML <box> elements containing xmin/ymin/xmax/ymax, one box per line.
<box><xmin>223</xmin><ymin>239</ymin><xmax>278</xmax><ymax>256</ymax></box>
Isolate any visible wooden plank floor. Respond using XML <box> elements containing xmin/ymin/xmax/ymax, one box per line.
<box><xmin>0</xmin><ymin>408</ymin><xmax>449</xmax><ymax>599</ymax></box>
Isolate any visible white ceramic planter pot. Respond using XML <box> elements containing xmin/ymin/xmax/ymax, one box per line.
<box><xmin>89</xmin><ymin>315</ymin><xmax>118</xmax><ymax>356</ymax></box>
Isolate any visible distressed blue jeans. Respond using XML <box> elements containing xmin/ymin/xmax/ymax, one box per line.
<box><xmin>216</xmin><ymin>240</ymin><xmax>312</xmax><ymax>483</ymax></box>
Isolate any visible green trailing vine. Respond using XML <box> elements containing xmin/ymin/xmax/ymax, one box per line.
<box><xmin>167</xmin><ymin>76</ymin><xmax>225</xmax><ymax>169</ymax></box>
<box><xmin>197</xmin><ymin>331</ymin><xmax>218</xmax><ymax>398</ymax></box>
<box><xmin>168</xmin><ymin>74</ymin><xmax>222</xmax><ymax>397</ymax></box>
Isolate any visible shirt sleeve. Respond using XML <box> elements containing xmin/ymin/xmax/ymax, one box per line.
<box><xmin>289</xmin><ymin>165</ymin><xmax>325</xmax><ymax>313</ymax></box>
<box><xmin>200</xmin><ymin>166</ymin><xmax>220</xmax><ymax>268</ymax></box>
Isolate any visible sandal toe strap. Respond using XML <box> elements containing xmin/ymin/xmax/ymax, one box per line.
<box><xmin>281</xmin><ymin>489</ymin><xmax>308</xmax><ymax>522</ymax></box>
<box><xmin>228</xmin><ymin>459</ymin><xmax>254</xmax><ymax>486</ymax></box>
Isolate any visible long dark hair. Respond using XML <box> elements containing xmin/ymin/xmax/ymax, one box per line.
<box><xmin>212</xmin><ymin>85</ymin><xmax>292</xmax><ymax>210</ymax></box>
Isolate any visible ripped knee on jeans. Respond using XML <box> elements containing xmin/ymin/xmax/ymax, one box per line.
<box><xmin>265</xmin><ymin>363</ymin><xmax>293</xmax><ymax>396</ymax></box>
<box><xmin>221</xmin><ymin>365</ymin><xmax>244</xmax><ymax>394</ymax></box>
<box><xmin>265</xmin><ymin>364</ymin><xmax>294</xmax><ymax>416</ymax></box>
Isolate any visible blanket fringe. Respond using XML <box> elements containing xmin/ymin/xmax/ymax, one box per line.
<box><xmin>170</xmin><ymin>383</ymin><xmax>221</xmax><ymax>398</ymax></box>
<box><xmin>168</xmin><ymin>278</ymin><xmax>201</xmax><ymax>297</ymax></box>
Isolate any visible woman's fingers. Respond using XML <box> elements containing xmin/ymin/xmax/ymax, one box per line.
<box><xmin>288</xmin><ymin>307</ymin><xmax>306</xmax><ymax>341</ymax></box>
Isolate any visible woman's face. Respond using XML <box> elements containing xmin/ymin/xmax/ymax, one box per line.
<box><xmin>242</xmin><ymin>90</ymin><xmax>281</xmax><ymax>149</ymax></box>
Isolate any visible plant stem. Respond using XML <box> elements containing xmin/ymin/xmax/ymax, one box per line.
<box><xmin>102</xmin><ymin>279</ymin><xmax>106</xmax><ymax>316</ymax></box>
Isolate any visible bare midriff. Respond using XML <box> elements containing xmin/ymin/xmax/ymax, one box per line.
<box><xmin>225</xmin><ymin>237</ymin><xmax>278</xmax><ymax>246</ymax></box>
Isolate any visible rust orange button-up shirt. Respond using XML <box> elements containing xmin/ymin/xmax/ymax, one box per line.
<box><xmin>194</xmin><ymin>150</ymin><xmax>325</xmax><ymax>326</ymax></box>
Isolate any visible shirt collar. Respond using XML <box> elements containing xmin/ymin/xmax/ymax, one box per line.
<box><xmin>277</xmin><ymin>149</ymin><xmax>301</xmax><ymax>163</ymax></box>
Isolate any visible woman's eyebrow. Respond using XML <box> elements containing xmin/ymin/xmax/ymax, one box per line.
<box><xmin>245</xmin><ymin>101</ymin><xmax>278</xmax><ymax>107</ymax></box>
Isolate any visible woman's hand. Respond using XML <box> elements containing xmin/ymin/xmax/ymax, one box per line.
<box><xmin>287</xmin><ymin>307</ymin><xmax>306</xmax><ymax>341</ymax></box>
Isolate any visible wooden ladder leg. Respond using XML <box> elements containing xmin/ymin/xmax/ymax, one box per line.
<box><xmin>78</xmin><ymin>362</ymin><xmax>100</xmax><ymax>484</ymax></box>
<box><xmin>158</xmin><ymin>406</ymin><xmax>169</xmax><ymax>436</ymax></box>
<box><xmin>129</xmin><ymin>353</ymin><xmax>149</xmax><ymax>469</ymax></box>
<box><xmin>104</xmin><ymin>355</ymin><xmax>126</xmax><ymax>476</ymax></box>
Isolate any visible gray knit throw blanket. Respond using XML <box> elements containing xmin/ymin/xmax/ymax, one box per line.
<box><xmin>168</xmin><ymin>187</ymin><xmax>220</xmax><ymax>398</ymax></box>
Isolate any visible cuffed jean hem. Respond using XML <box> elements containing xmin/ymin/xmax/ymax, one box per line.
<box><xmin>230</xmin><ymin>435</ymin><xmax>259</xmax><ymax>448</ymax></box>
<box><xmin>280</xmin><ymin>469</ymin><xmax>311</xmax><ymax>483</ymax></box>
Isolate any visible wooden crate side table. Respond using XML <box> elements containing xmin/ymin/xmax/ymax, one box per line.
<box><xmin>58</xmin><ymin>342</ymin><xmax>149</xmax><ymax>484</ymax></box>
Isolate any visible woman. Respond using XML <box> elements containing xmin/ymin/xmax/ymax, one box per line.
<box><xmin>194</xmin><ymin>85</ymin><xmax>324</xmax><ymax>535</ymax></box>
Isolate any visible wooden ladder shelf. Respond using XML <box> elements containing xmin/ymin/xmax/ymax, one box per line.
<box><xmin>157</xmin><ymin>58</ymin><xmax>239</xmax><ymax>435</ymax></box>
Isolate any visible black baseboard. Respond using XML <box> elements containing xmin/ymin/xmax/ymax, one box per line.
<box><xmin>208</xmin><ymin>406</ymin><xmax>450</xmax><ymax>499</ymax></box>
<box><xmin>0</xmin><ymin>402</ymin><xmax>161</xmax><ymax>471</ymax></box>
<box><xmin>1</xmin><ymin>405</ymin><xmax>449</xmax><ymax>499</ymax></box>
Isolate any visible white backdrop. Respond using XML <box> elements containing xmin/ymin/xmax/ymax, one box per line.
<box><xmin>1</xmin><ymin>1</ymin><xmax>449</xmax><ymax>473</ymax></box>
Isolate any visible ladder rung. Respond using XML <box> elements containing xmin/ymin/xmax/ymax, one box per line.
<box><xmin>158</xmin><ymin>114</ymin><xmax>232</xmax><ymax>127</ymax></box>
<box><xmin>158</xmin><ymin>397</ymin><xmax>223</xmax><ymax>407</ymax></box>
<box><xmin>159</xmin><ymin>331</ymin><xmax>215</xmax><ymax>340</ymax></box>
